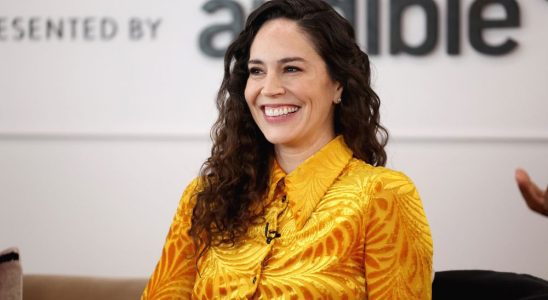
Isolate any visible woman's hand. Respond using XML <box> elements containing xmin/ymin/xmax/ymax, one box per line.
<box><xmin>515</xmin><ymin>168</ymin><xmax>548</xmax><ymax>217</ymax></box>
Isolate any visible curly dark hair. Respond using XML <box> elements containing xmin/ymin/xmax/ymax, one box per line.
<box><xmin>190</xmin><ymin>0</ymin><xmax>388</xmax><ymax>259</ymax></box>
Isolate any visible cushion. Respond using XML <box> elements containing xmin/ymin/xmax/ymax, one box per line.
<box><xmin>23</xmin><ymin>275</ymin><xmax>147</xmax><ymax>300</ymax></box>
<box><xmin>433</xmin><ymin>270</ymin><xmax>548</xmax><ymax>300</ymax></box>
<box><xmin>0</xmin><ymin>247</ymin><xmax>22</xmax><ymax>300</ymax></box>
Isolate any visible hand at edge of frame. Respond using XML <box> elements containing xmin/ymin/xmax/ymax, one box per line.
<box><xmin>515</xmin><ymin>168</ymin><xmax>548</xmax><ymax>217</ymax></box>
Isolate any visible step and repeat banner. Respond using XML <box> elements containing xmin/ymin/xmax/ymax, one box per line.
<box><xmin>1</xmin><ymin>0</ymin><xmax>547</xmax><ymax>139</ymax></box>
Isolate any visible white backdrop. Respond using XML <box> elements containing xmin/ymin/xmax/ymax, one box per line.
<box><xmin>1</xmin><ymin>0</ymin><xmax>547</xmax><ymax>279</ymax></box>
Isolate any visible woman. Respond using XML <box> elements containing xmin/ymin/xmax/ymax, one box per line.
<box><xmin>142</xmin><ymin>0</ymin><xmax>433</xmax><ymax>299</ymax></box>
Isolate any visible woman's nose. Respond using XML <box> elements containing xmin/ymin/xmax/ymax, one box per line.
<box><xmin>261</xmin><ymin>73</ymin><xmax>285</xmax><ymax>97</ymax></box>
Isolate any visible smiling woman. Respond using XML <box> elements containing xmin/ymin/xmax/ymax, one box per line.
<box><xmin>142</xmin><ymin>0</ymin><xmax>433</xmax><ymax>299</ymax></box>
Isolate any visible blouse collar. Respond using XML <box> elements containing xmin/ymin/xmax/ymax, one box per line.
<box><xmin>269</xmin><ymin>135</ymin><xmax>354</xmax><ymax>230</ymax></box>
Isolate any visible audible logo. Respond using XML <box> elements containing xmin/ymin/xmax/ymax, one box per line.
<box><xmin>200</xmin><ymin>0</ymin><xmax>531</xmax><ymax>57</ymax></box>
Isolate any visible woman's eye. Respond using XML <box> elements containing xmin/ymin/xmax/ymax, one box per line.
<box><xmin>248</xmin><ymin>67</ymin><xmax>263</xmax><ymax>75</ymax></box>
<box><xmin>284</xmin><ymin>66</ymin><xmax>301</xmax><ymax>73</ymax></box>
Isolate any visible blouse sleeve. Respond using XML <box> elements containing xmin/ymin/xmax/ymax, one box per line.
<box><xmin>363</xmin><ymin>171</ymin><xmax>433</xmax><ymax>300</ymax></box>
<box><xmin>141</xmin><ymin>179</ymin><xmax>199</xmax><ymax>299</ymax></box>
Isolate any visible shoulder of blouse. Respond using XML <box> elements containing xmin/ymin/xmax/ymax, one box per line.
<box><xmin>344</xmin><ymin>158</ymin><xmax>416</xmax><ymax>194</ymax></box>
<box><xmin>174</xmin><ymin>177</ymin><xmax>203</xmax><ymax>220</ymax></box>
<box><xmin>339</xmin><ymin>158</ymin><xmax>422</xmax><ymax>217</ymax></box>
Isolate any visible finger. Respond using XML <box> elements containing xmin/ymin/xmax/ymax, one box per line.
<box><xmin>544</xmin><ymin>185</ymin><xmax>548</xmax><ymax>211</ymax></box>
<box><xmin>515</xmin><ymin>169</ymin><xmax>545</xmax><ymax>214</ymax></box>
<box><xmin>515</xmin><ymin>168</ymin><xmax>531</xmax><ymax>186</ymax></box>
<box><xmin>515</xmin><ymin>169</ymin><xmax>543</xmax><ymax>198</ymax></box>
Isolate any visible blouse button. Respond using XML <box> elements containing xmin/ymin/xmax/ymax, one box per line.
<box><xmin>281</xmin><ymin>195</ymin><xmax>286</xmax><ymax>202</ymax></box>
<box><xmin>252</xmin><ymin>276</ymin><xmax>257</xmax><ymax>284</ymax></box>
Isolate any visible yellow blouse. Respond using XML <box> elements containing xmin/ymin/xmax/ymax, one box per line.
<box><xmin>142</xmin><ymin>136</ymin><xmax>433</xmax><ymax>299</ymax></box>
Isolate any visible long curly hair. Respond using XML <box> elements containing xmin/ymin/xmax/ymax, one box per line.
<box><xmin>190</xmin><ymin>0</ymin><xmax>388</xmax><ymax>259</ymax></box>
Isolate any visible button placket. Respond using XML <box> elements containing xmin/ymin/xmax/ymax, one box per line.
<box><xmin>253</xmin><ymin>178</ymin><xmax>285</xmax><ymax>289</ymax></box>
<box><xmin>252</xmin><ymin>263</ymin><xmax>263</xmax><ymax>286</ymax></box>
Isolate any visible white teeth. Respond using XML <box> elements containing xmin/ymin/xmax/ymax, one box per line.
<box><xmin>265</xmin><ymin>106</ymin><xmax>299</xmax><ymax>117</ymax></box>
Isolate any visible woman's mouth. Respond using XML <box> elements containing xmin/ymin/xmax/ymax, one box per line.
<box><xmin>263</xmin><ymin>105</ymin><xmax>300</xmax><ymax>117</ymax></box>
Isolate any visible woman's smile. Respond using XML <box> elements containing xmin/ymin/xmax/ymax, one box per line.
<box><xmin>262</xmin><ymin>104</ymin><xmax>301</xmax><ymax>123</ymax></box>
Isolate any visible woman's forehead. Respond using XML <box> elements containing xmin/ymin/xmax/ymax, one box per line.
<box><xmin>249</xmin><ymin>19</ymin><xmax>321</xmax><ymax>63</ymax></box>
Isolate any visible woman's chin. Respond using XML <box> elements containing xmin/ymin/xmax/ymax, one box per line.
<box><xmin>262</xmin><ymin>132</ymin><xmax>297</xmax><ymax>148</ymax></box>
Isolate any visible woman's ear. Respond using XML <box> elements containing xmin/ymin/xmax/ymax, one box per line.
<box><xmin>333</xmin><ymin>83</ymin><xmax>343</xmax><ymax>104</ymax></box>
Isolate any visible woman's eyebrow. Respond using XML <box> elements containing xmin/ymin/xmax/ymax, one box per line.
<box><xmin>248</xmin><ymin>59</ymin><xmax>263</xmax><ymax>65</ymax></box>
<box><xmin>279</xmin><ymin>57</ymin><xmax>306</xmax><ymax>64</ymax></box>
<box><xmin>248</xmin><ymin>57</ymin><xmax>306</xmax><ymax>65</ymax></box>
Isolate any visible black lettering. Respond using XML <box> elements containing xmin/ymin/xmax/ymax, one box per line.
<box><xmin>199</xmin><ymin>0</ymin><xmax>244</xmax><ymax>58</ymax></box>
<box><xmin>129</xmin><ymin>18</ymin><xmax>143</xmax><ymax>40</ymax></box>
<box><xmin>46</xmin><ymin>19</ymin><xmax>63</xmax><ymax>40</ymax></box>
<box><xmin>0</xmin><ymin>18</ymin><xmax>7</xmax><ymax>41</ymax></box>
<box><xmin>325</xmin><ymin>0</ymin><xmax>356</xmax><ymax>29</ymax></box>
<box><xmin>29</xmin><ymin>17</ymin><xmax>40</xmax><ymax>41</ymax></box>
<box><xmin>469</xmin><ymin>0</ymin><xmax>520</xmax><ymax>55</ymax></box>
<box><xmin>447</xmin><ymin>0</ymin><xmax>460</xmax><ymax>55</ymax></box>
<box><xmin>101</xmin><ymin>18</ymin><xmax>117</xmax><ymax>41</ymax></box>
<box><xmin>251</xmin><ymin>0</ymin><xmax>266</xmax><ymax>10</ymax></box>
<box><xmin>367</xmin><ymin>0</ymin><xmax>380</xmax><ymax>55</ymax></box>
<box><xmin>69</xmin><ymin>18</ymin><xmax>78</xmax><ymax>40</ymax></box>
<box><xmin>390</xmin><ymin>0</ymin><xmax>439</xmax><ymax>55</ymax></box>
<box><xmin>252</xmin><ymin>0</ymin><xmax>357</xmax><ymax>33</ymax></box>
<box><xmin>148</xmin><ymin>18</ymin><xmax>161</xmax><ymax>39</ymax></box>
<box><xmin>12</xmin><ymin>17</ymin><xmax>24</xmax><ymax>40</ymax></box>
<box><xmin>83</xmin><ymin>17</ymin><xmax>95</xmax><ymax>41</ymax></box>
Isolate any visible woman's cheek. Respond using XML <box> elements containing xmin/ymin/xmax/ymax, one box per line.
<box><xmin>244</xmin><ymin>82</ymin><xmax>259</xmax><ymax>105</ymax></box>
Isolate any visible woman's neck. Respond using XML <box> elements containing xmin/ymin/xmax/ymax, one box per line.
<box><xmin>274</xmin><ymin>134</ymin><xmax>335</xmax><ymax>173</ymax></box>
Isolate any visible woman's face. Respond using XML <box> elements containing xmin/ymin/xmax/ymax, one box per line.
<box><xmin>244</xmin><ymin>18</ymin><xmax>342</xmax><ymax>151</ymax></box>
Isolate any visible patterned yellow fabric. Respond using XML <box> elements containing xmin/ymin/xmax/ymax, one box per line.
<box><xmin>142</xmin><ymin>136</ymin><xmax>433</xmax><ymax>299</ymax></box>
